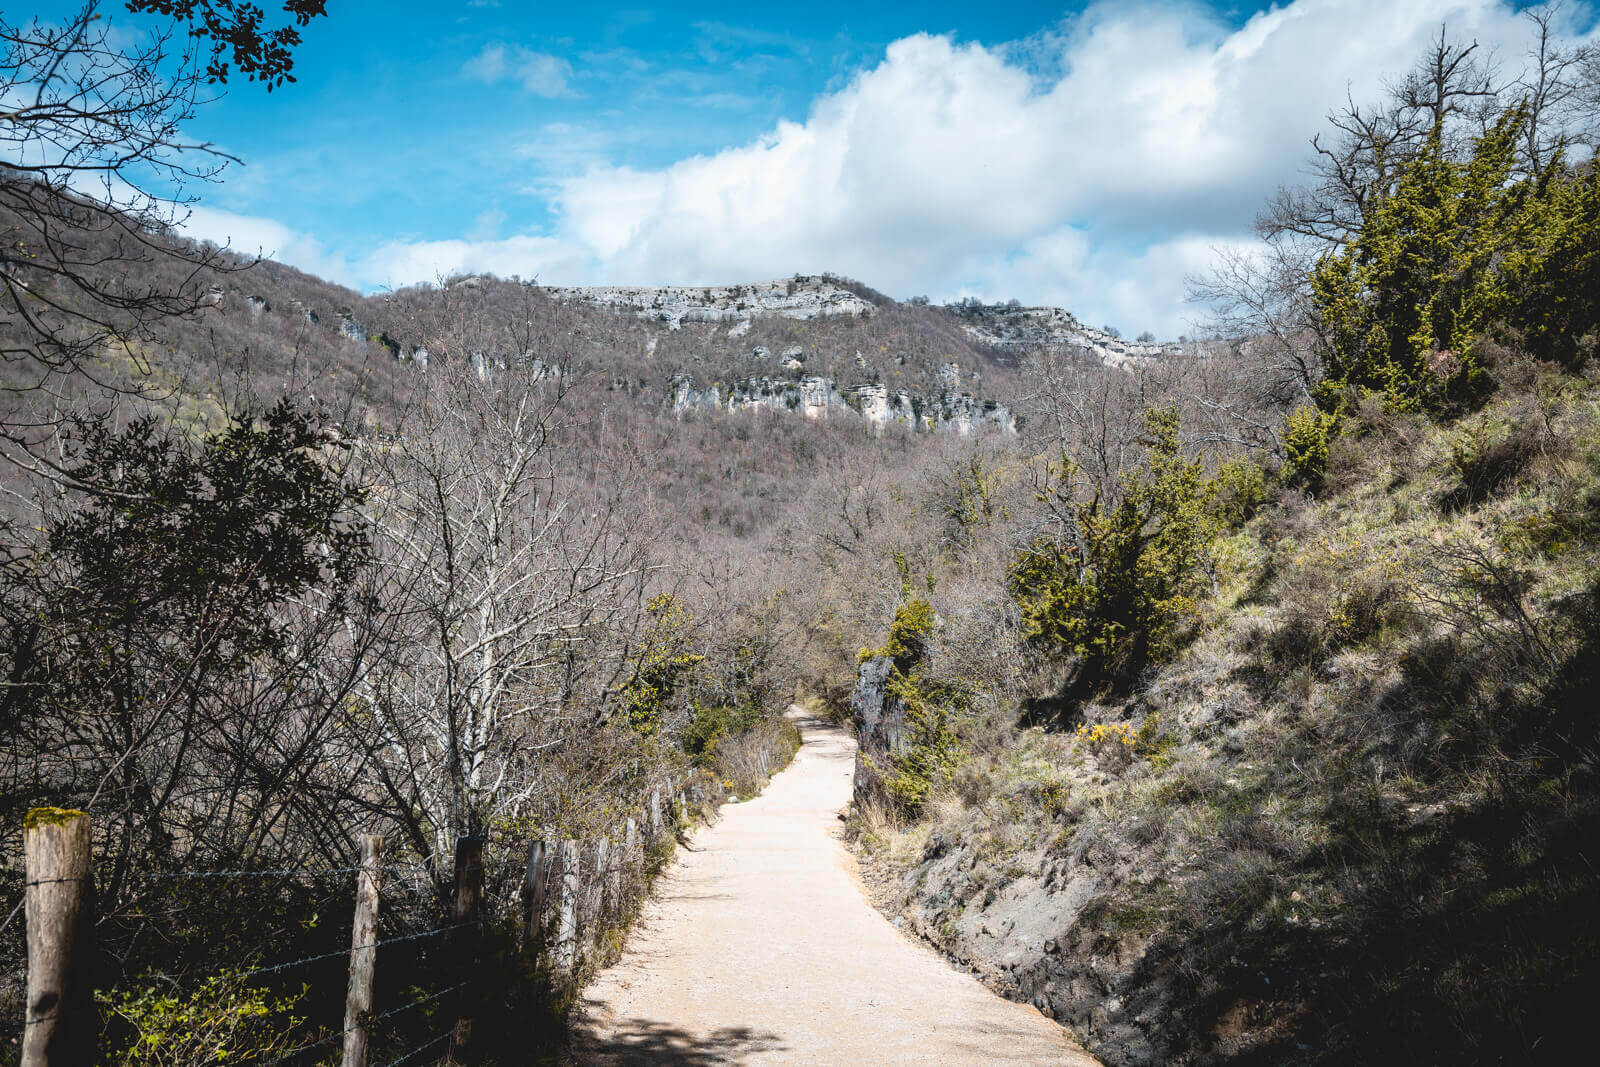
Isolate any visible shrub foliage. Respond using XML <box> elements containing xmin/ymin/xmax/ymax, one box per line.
<box><xmin>1312</xmin><ymin>106</ymin><xmax>1600</xmax><ymax>415</ymax></box>
<box><xmin>1009</xmin><ymin>408</ymin><xmax>1217</xmax><ymax>688</ymax></box>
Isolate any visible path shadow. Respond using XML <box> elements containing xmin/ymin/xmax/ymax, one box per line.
<box><xmin>568</xmin><ymin>1019</ymin><xmax>786</xmax><ymax>1065</ymax></box>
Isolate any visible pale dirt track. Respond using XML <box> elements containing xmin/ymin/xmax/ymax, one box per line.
<box><xmin>569</xmin><ymin>714</ymin><xmax>1099</xmax><ymax>1065</ymax></box>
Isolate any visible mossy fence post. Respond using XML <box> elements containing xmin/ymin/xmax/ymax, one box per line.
<box><xmin>342</xmin><ymin>834</ymin><xmax>384</xmax><ymax>1067</ymax></box>
<box><xmin>523</xmin><ymin>839</ymin><xmax>548</xmax><ymax>958</ymax></box>
<box><xmin>449</xmin><ymin>836</ymin><xmax>484</xmax><ymax>1063</ymax></box>
<box><xmin>21</xmin><ymin>807</ymin><xmax>94</xmax><ymax>1067</ymax></box>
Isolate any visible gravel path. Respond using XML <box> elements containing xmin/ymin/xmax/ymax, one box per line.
<box><xmin>569</xmin><ymin>713</ymin><xmax>1098</xmax><ymax>1065</ymax></box>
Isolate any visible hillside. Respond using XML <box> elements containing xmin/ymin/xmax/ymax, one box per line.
<box><xmin>8</xmin><ymin>185</ymin><xmax>1596</xmax><ymax>1066</ymax></box>
<box><xmin>98</xmin><ymin>264</ymin><xmax>1064</xmax><ymax>440</ymax></box>
<box><xmin>848</xmin><ymin>371</ymin><xmax>1600</xmax><ymax>1062</ymax></box>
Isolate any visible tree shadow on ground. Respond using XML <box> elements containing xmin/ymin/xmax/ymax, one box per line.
<box><xmin>567</xmin><ymin>1020</ymin><xmax>786</xmax><ymax>1065</ymax></box>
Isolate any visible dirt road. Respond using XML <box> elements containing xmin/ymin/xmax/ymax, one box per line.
<box><xmin>569</xmin><ymin>713</ymin><xmax>1098</xmax><ymax>1065</ymax></box>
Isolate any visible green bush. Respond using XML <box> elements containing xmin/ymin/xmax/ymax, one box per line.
<box><xmin>1495</xmin><ymin>152</ymin><xmax>1600</xmax><ymax>369</ymax></box>
<box><xmin>862</xmin><ymin>597</ymin><xmax>935</xmax><ymax>673</ymax></box>
<box><xmin>859</xmin><ymin>597</ymin><xmax>967</xmax><ymax>816</ymax></box>
<box><xmin>879</xmin><ymin>672</ymin><xmax>967</xmax><ymax>814</ymax></box>
<box><xmin>680</xmin><ymin>700</ymin><xmax>761</xmax><ymax>763</ymax></box>
<box><xmin>1207</xmin><ymin>456</ymin><xmax>1270</xmax><ymax>528</ymax></box>
<box><xmin>944</xmin><ymin>450</ymin><xmax>1001</xmax><ymax>546</ymax></box>
<box><xmin>1311</xmin><ymin>106</ymin><xmax>1600</xmax><ymax>415</ymax></box>
<box><xmin>1009</xmin><ymin>408</ymin><xmax>1216</xmax><ymax>688</ymax></box>
<box><xmin>621</xmin><ymin>594</ymin><xmax>704</xmax><ymax>736</ymax></box>
<box><xmin>99</xmin><ymin>970</ymin><xmax>306</xmax><ymax>1065</ymax></box>
<box><xmin>1282</xmin><ymin>405</ymin><xmax>1337</xmax><ymax>491</ymax></box>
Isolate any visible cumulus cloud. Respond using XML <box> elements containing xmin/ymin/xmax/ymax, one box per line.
<box><xmin>182</xmin><ymin>206</ymin><xmax>354</xmax><ymax>285</ymax></box>
<box><xmin>254</xmin><ymin>0</ymin><xmax>1599</xmax><ymax>336</ymax></box>
<box><xmin>462</xmin><ymin>43</ymin><xmax>577</xmax><ymax>98</ymax></box>
<box><xmin>354</xmin><ymin>234</ymin><xmax>594</xmax><ymax>291</ymax></box>
<box><xmin>533</xmin><ymin>0</ymin><xmax>1593</xmax><ymax>335</ymax></box>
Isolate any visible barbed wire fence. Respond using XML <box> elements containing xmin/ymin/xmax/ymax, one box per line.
<box><xmin>12</xmin><ymin>769</ymin><xmax>725</xmax><ymax>1066</ymax></box>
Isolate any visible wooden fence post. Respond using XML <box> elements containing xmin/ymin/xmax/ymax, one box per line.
<box><xmin>648</xmin><ymin>790</ymin><xmax>661</xmax><ymax>835</ymax></box>
<box><xmin>449</xmin><ymin>837</ymin><xmax>484</xmax><ymax>1064</ymax></box>
<box><xmin>523</xmin><ymin>839</ymin><xmax>547</xmax><ymax>959</ymax></box>
<box><xmin>623</xmin><ymin>819</ymin><xmax>639</xmax><ymax>907</ymax></box>
<box><xmin>21</xmin><ymin>808</ymin><xmax>93</xmax><ymax>1067</ymax></box>
<box><xmin>603</xmin><ymin>834</ymin><xmax>621</xmax><ymax>928</ymax></box>
<box><xmin>587</xmin><ymin>840</ymin><xmax>608</xmax><ymax>949</ymax></box>
<box><xmin>343</xmin><ymin>835</ymin><xmax>384</xmax><ymax>1067</ymax></box>
<box><xmin>554</xmin><ymin>839</ymin><xmax>580</xmax><ymax>982</ymax></box>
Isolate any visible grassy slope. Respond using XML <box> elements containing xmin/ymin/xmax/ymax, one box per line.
<box><xmin>858</xmin><ymin>368</ymin><xmax>1600</xmax><ymax>1064</ymax></box>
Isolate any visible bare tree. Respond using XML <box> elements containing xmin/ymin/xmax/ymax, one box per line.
<box><xmin>350</xmin><ymin>347</ymin><xmax>653</xmax><ymax>870</ymax></box>
<box><xmin>1513</xmin><ymin>3</ymin><xmax>1599</xmax><ymax>176</ymax></box>
<box><xmin>1019</xmin><ymin>346</ymin><xmax>1156</xmax><ymax>485</ymax></box>
<box><xmin>1187</xmin><ymin>240</ymin><xmax>1322</xmax><ymax>408</ymax></box>
<box><xmin>0</xmin><ymin>1</ymin><xmax>327</xmax><ymax>471</ymax></box>
<box><xmin>1257</xmin><ymin>28</ymin><xmax>1499</xmax><ymax>252</ymax></box>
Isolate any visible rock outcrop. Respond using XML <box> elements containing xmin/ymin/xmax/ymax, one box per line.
<box><xmin>952</xmin><ymin>304</ymin><xmax>1181</xmax><ymax>367</ymax></box>
<box><xmin>544</xmin><ymin>277</ymin><xmax>875</xmax><ymax>330</ymax></box>
<box><xmin>851</xmin><ymin>655</ymin><xmax>904</xmax><ymax>808</ymax></box>
<box><xmin>667</xmin><ymin>374</ymin><xmax>1015</xmax><ymax>435</ymax></box>
<box><xmin>889</xmin><ymin>837</ymin><xmax>1167</xmax><ymax>1064</ymax></box>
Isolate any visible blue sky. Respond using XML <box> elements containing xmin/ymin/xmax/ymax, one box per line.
<box><xmin>179</xmin><ymin>1</ymin><xmax>1191</xmax><ymax>254</ymax></box>
<box><xmin>82</xmin><ymin>0</ymin><xmax>1600</xmax><ymax>335</ymax></box>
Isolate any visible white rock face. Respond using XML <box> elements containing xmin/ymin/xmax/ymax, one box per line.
<box><xmin>952</xmin><ymin>304</ymin><xmax>1180</xmax><ymax>367</ymax></box>
<box><xmin>667</xmin><ymin>374</ymin><xmax>1012</xmax><ymax>434</ymax></box>
<box><xmin>546</xmin><ymin>276</ymin><xmax>1176</xmax><ymax>372</ymax></box>
<box><xmin>543</xmin><ymin>277</ymin><xmax>875</xmax><ymax>329</ymax></box>
<box><xmin>856</xmin><ymin>384</ymin><xmax>891</xmax><ymax>426</ymax></box>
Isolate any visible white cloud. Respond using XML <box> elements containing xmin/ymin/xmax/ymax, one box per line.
<box><xmin>354</xmin><ymin>234</ymin><xmax>594</xmax><ymax>291</ymax></box>
<box><xmin>463</xmin><ymin>43</ymin><xmax>577</xmax><ymax>98</ymax></box>
<box><xmin>247</xmin><ymin>0</ymin><xmax>1599</xmax><ymax>336</ymax></box>
<box><xmin>181</xmin><ymin>206</ymin><xmax>354</xmax><ymax>285</ymax></box>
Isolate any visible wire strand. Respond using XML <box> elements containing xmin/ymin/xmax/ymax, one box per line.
<box><xmin>139</xmin><ymin>866</ymin><xmax>366</xmax><ymax>880</ymax></box>
<box><xmin>253</xmin><ymin>981</ymin><xmax>468</xmax><ymax>1066</ymax></box>
<box><xmin>377</xmin><ymin>1029</ymin><xmax>452</xmax><ymax>1067</ymax></box>
<box><xmin>236</xmin><ymin>923</ymin><xmax>471</xmax><ymax>982</ymax></box>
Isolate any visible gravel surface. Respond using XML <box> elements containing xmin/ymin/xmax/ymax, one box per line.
<box><xmin>569</xmin><ymin>714</ymin><xmax>1099</xmax><ymax>1065</ymax></box>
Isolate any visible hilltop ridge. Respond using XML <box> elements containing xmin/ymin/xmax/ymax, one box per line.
<box><xmin>539</xmin><ymin>274</ymin><xmax>1181</xmax><ymax>363</ymax></box>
